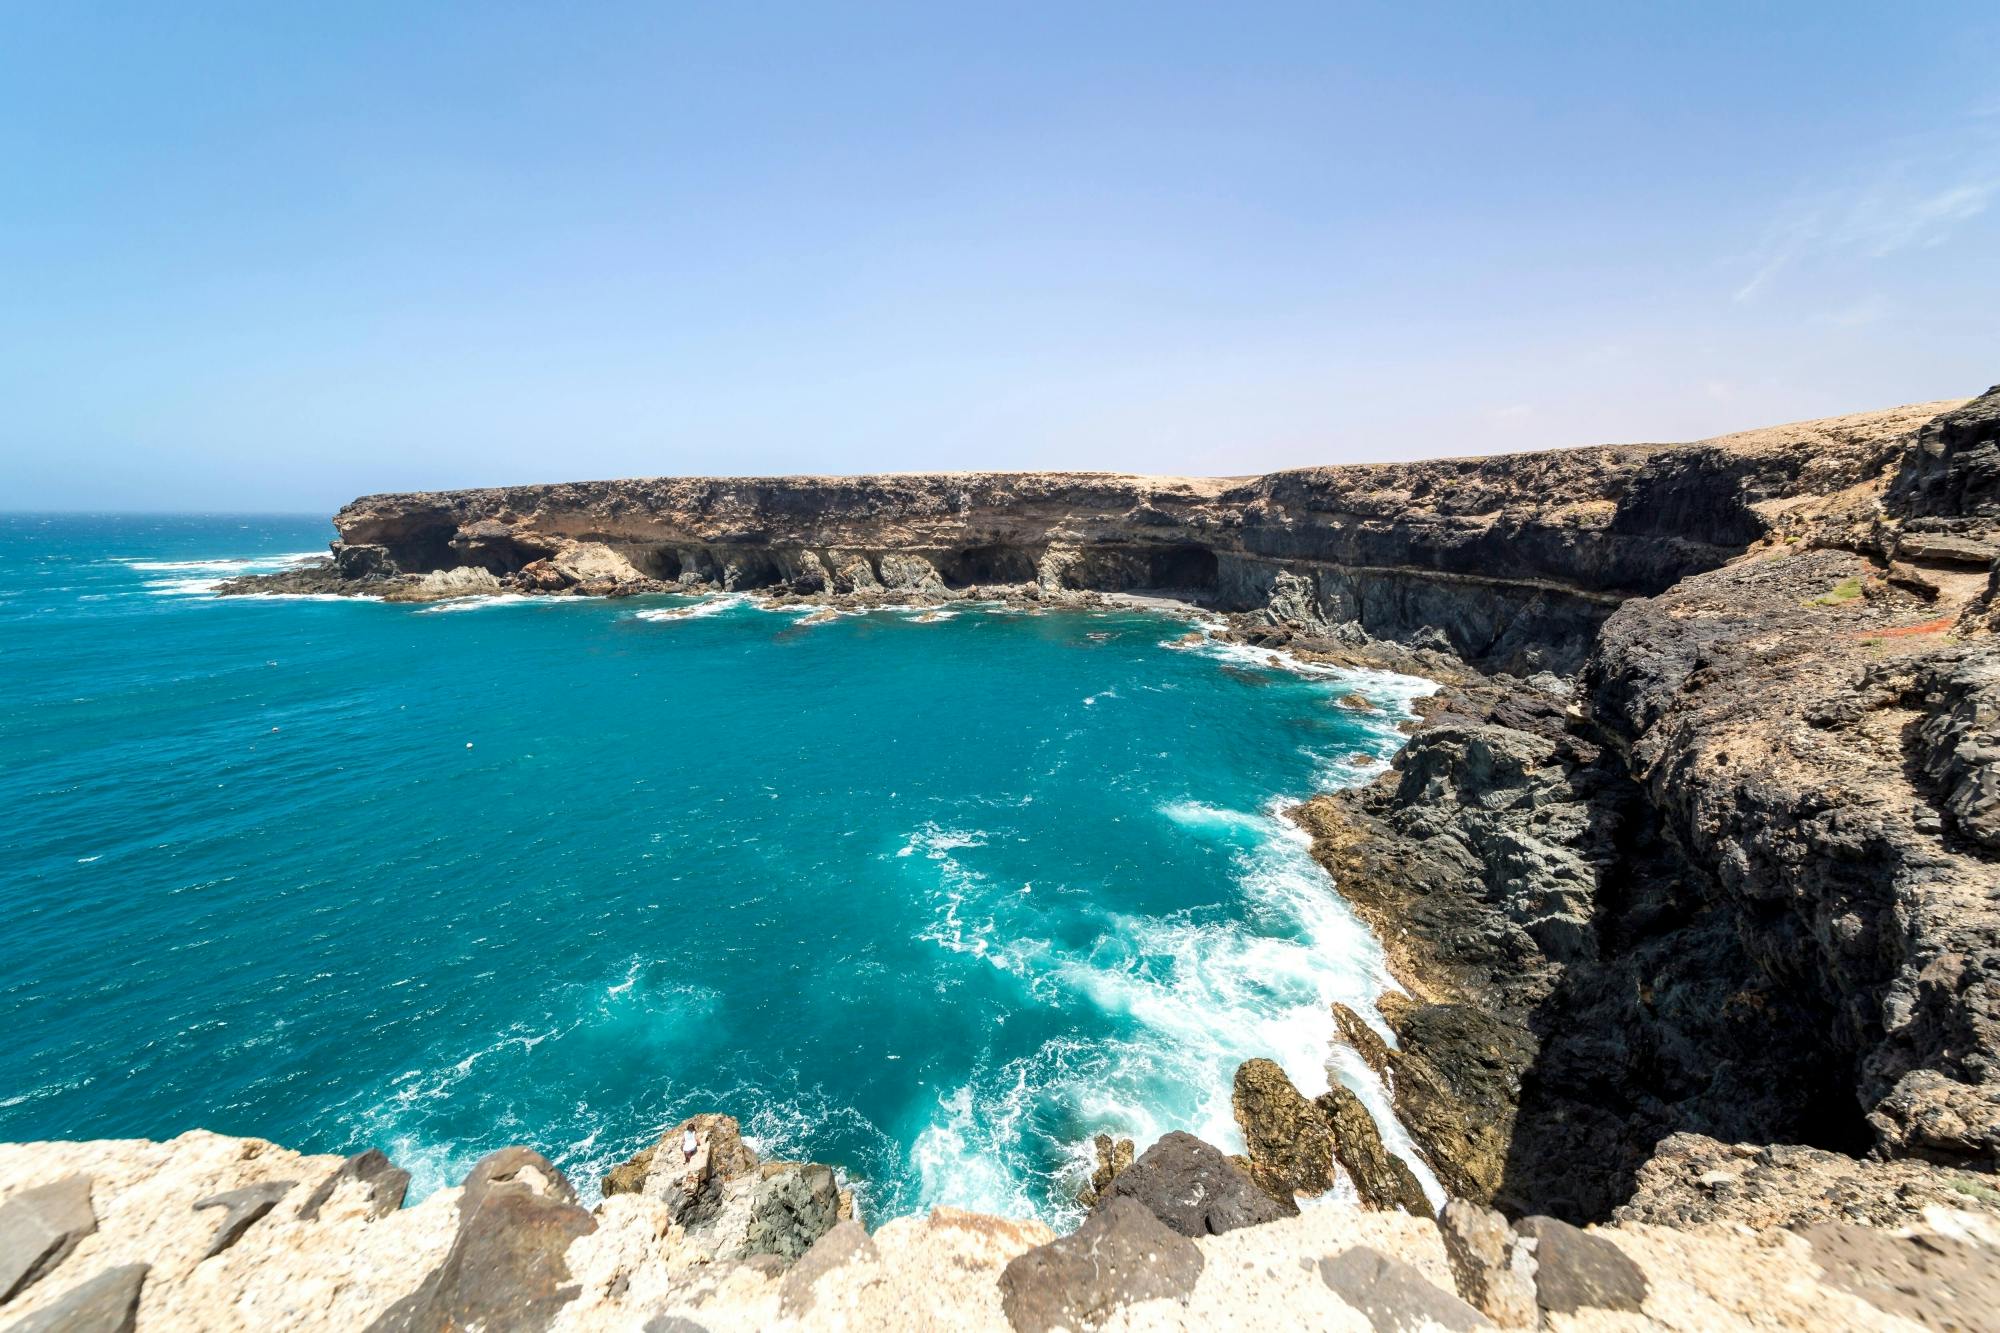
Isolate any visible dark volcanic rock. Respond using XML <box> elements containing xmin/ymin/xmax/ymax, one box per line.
<box><xmin>997</xmin><ymin>1196</ymin><xmax>1203</xmax><ymax>1333</ymax></box>
<box><xmin>1093</xmin><ymin>1131</ymin><xmax>1295</xmax><ymax>1236</ymax></box>
<box><xmin>1516</xmin><ymin>1216</ymin><xmax>1647</xmax><ymax>1316</ymax></box>
<box><xmin>368</xmin><ymin>1148</ymin><xmax>595</xmax><ymax>1333</ymax></box>
<box><xmin>1319</xmin><ymin>1246</ymin><xmax>1491</xmax><ymax>1332</ymax></box>
<box><xmin>2</xmin><ymin>1264</ymin><xmax>147</xmax><ymax>1333</ymax></box>
<box><xmin>743</xmin><ymin>1162</ymin><xmax>840</xmax><ymax>1262</ymax></box>
<box><xmin>1314</xmin><ymin>1084</ymin><xmax>1434</xmax><ymax>1217</ymax></box>
<box><xmin>297</xmin><ymin>1149</ymin><xmax>410</xmax><ymax>1222</ymax></box>
<box><xmin>0</xmin><ymin>1176</ymin><xmax>95</xmax><ymax>1304</ymax></box>
<box><xmin>192</xmin><ymin>1180</ymin><xmax>295</xmax><ymax>1258</ymax></box>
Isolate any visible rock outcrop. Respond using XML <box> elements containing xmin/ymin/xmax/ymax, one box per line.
<box><xmin>221</xmin><ymin>399</ymin><xmax>1956</xmax><ymax>676</ymax></box>
<box><xmin>1287</xmin><ymin>386</ymin><xmax>2000</xmax><ymax>1227</ymax></box>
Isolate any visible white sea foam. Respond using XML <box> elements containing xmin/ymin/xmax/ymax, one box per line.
<box><xmin>632</xmin><ymin>593</ymin><xmax>751</xmax><ymax>621</ymax></box>
<box><xmin>414</xmin><ymin>594</ymin><xmax>562</xmax><ymax>614</ymax></box>
<box><xmin>124</xmin><ymin>550</ymin><xmax>324</xmax><ymax>596</ymax></box>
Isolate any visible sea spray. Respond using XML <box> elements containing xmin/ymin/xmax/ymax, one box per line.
<box><xmin>1</xmin><ymin>514</ymin><xmax>1439</xmax><ymax>1225</ymax></box>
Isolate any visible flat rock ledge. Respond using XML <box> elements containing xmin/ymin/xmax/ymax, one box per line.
<box><xmin>5</xmin><ymin>1127</ymin><xmax>1998</xmax><ymax>1331</ymax></box>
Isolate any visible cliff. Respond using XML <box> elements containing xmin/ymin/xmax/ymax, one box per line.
<box><xmin>229</xmin><ymin>398</ymin><xmax>1953</xmax><ymax>676</ymax></box>
<box><xmin>49</xmin><ymin>384</ymin><xmax>2000</xmax><ymax>1329</ymax></box>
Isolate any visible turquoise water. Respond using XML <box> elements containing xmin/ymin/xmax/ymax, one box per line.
<box><xmin>0</xmin><ymin>513</ymin><xmax>1432</xmax><ymax>1224</ymax></box>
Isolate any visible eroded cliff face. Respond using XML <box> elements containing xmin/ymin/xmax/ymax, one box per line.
<box><xmin>247</xmin><ymin>398</ymin><xmax>1955</xmax><ymax>675</ymax></box>
<box><xmin>1293</xmin><ymin>387</ymin><xmax>2000</xmax><ymax>1223</ymax></box>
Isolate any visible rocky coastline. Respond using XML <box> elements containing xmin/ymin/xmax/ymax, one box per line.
<box><xmin>12</xmin><ymin>386</ymin><xmax>1999</xmax><ymax>1329</ymax></box>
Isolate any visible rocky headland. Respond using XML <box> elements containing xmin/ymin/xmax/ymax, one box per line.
<box><xmin>13</xmin><ymin>386</ymin><xmax>1998</xmax><ymax>1329</ymax></box>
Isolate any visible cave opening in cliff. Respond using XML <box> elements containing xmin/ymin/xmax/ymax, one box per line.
<box><xmin>1144</xmin><ymin>544</ymin><xmax>1219</xmax><ymax>595</ymax></box>
<box><xmin>937</xmin><ymin>544</ymin><xmax>1040</xmax><ymax>588</ymax></box>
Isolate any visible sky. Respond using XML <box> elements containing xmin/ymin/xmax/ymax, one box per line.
<box><xmin>2</xmin><ymin>2</ymin><xmax>1997</xmax><ymax>511</ymax></box>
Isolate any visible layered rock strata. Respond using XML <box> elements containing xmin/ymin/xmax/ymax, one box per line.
<box><xmin>221</xmin><ymin>400</ymin><xmax>1954</xmax><ymax>676</ymax></box>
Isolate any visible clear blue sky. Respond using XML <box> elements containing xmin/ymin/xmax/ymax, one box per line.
<box><xmin>3</xmin><ymin>2</ymin><xmax>1996</xmax><ymax>510</ymax></box>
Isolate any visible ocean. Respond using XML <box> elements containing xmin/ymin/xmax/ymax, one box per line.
<box><xmin>0</xmin><ymin>512</ymin><xmax>1435</xmax><ymax>1225</ymax></box>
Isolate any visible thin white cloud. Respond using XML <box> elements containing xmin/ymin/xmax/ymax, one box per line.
<box><xmin>1733</xmin><ymin>114</ymin><xmax>1997</xmax><ymax>303</ymax></box>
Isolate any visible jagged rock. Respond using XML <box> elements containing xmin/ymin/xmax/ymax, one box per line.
<box><xmin>1800</xmin><ymin>1220</ymin><xmax>2000</xmax><ymax>1330</ymax></box>
<box><xmin>1093</xmin><ymin>1131</ymin><xmax>1295</xmax><ymax>1236</ymax></box>
<box><xmin>1314</xmin><ymin>1085</ymin><xmax>1433</xmax><ymax>1217</ymax></box>
<box><xmin>602</xmin><ymin>1113</ymin><xmax>758</xmax><ymax>1218</ymax></box>
<box><xmin>1232</xmin><ymin>1059</ymin><xmax>1338</xmax><ymax>1201</ymax></box>
<box><xmin>742</xmin><ymin>1163</ymin><xmax>840</xmax><ymax>1262</ymax></box>
<box><xmin>1375</xmin><ymin>1003</ymin><xmax>1534</xmax><ymax>1206</ymax></box>
<box><xmin>1618</xmin><ymin>1132</ymin><xmax>2000</xmax><ymax>1229</ymax></box>
<box><xmin>1515</xmin><ymin>1215</ymin><xmax>1647</xmax><ymax>1316</ymax></box>
<box><xmin>1075</xmin><ymin>1133</ymin><xmax>1133</xmax><ymax>1207</ymax></box>
<box><xmin>777</xmin><ymin>1219</ymin><xmax>877</xmax><ymax>1317</ymax></box>
<box><xmin>368</xmin><ymin>1147</ymin><xmax>595</xmax><ymax>1333</ymax></box>
<box><xmin>997</xmin><ymin>1196</ymin><xmax>1203</xmax><ymax>1333</ymax></box>
<box><xmin>1332</xmin><ymin>1002</ymin><xmax>1393</xmax><ymax>1080</ymax></box>
<box><xmin>193</xmin><ymin>1179</ymin><xmax>295</xmax><ymax>1258</ymax></box>
<box><xmin>1319</xmin><ymin>1246</ymin><xmax>1491</xmax><ymax>1332</ymax></box>
<box><xmin>0</xmin><ymin>1176</ymin><xmax>95</xmax><ymax>1304</ymax></box>
<box><xmin>1</xmin><ymin>1265</ymin><xmax>146</xmax><ymax>1333</ymax></box>
<box><xmin>296</xmin><ymin>1149</ymin><xmax>410</xmax><ymax>1222</ymax></box>
<box><xmin>332</xmin><ymin>542</ymin><xmax>397</xmax><ymax>579</ymax></box>
<box><xmin>1437</xmin><ymin>1199</ymin><xmax>1536</xmax><ymax>1327</ymax></box>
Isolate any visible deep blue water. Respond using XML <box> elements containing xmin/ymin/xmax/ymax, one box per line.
<box><xmin>0</xmin><ymin>513</ymin><xmax>1434</xmax><ymax>1223</ymax></box>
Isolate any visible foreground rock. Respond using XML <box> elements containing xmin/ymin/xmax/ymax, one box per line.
<box><xmin>598</xmin><ymin>1114</ymin><xmax>843</xmax><ymax>1264</ymax></box>
<box><xmin>5</xmin><ymin>1128</ymin><xmax>1998</xmax><ymax>1329</ymax></box>
<box><xmin>1090</xmin><ymin>1132</ymin><xmax>1294</xmax><ymax>1236</ymax></box>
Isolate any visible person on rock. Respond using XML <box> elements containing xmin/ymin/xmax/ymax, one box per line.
<box><xmin>681</xmin><ymin>1126</ymin><xmax>699</xmax><ymax>1164</ymax></box>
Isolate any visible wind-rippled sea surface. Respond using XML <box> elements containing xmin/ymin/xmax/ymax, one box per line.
<box><xmin>0</xmin><ymin>513</ymin><xmax>1435</xmax><ymax>1225</ymax></box>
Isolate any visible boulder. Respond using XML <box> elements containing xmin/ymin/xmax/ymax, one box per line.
<box><xmin>1094</xmin><ymin>1131</ymin><xmax>1295</xmax><ymax>1236</ymax></box>
<box><xmin>1437</xmin><ymin>1199</ymin><xmax>1536</xmax><ymax>1327</ymax></box>
<box><xmin>1515</xmin><ymin>1215</ymin><xmax>1647</xmax><ymax>1317</ymax></box>
<box><xmin>1319</xmin><ymin>1246</ymin><xmax>1490</xmax><ymax>1332</ymax></box>
<box><xmin>742</xmin><ymin>1163</ymin><xmax>841</xmax><ymax>1263</ymax></box>
<box><xmin>1314</xmin><ymin>1085</ymin><xmax>1433</xmax><ymax>1217</ymax></box>
<box><xmin>0</xmin><ymin>1175</ymin><xmax>95</xmax><ymax>1304</ymax></box>
<box><xmin>296</xmin><ymin>1149</ymin><xmax>410</xmax><ymax>1222</ymax></box>
<box><xmin>367</xmin><ymin>1147</ymin><xmax>596</xmax><ymax>1333</ymax></box>
<box><xmin>192</xmin><ymin>1179</ymin><xmax>295</xmax><ymax>1259</ymax></box>
<box><xmin>2</xmin><ymin>1264</ymin><xmax>147</xmax><ymax>1333</ymax></box>
<box><xmin>997</xmin><ymin>1196</ymin><xmax>1203</xmax><ymax>1332</ymax></box>
<box><xmin>1232</xmin><ymin>1059</ymin><xmax>1337</xmax><ymax>1200</ymax></box>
